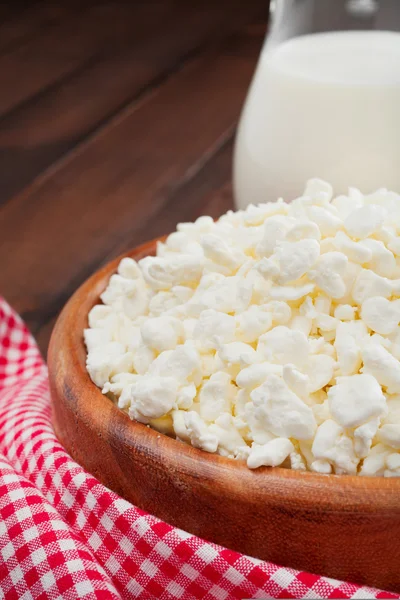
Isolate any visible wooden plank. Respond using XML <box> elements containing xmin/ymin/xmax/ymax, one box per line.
<box><xmin>0</xmin><ymin>0</ymin><xmax>92</xmax><ymax>54</ymax></box>
<box><xmin>0</xmin><ymin>1</ymin><xmax>174</xmax><ymax>119</ymax></box>
<box><xmin>35</xmin><ymin>316</ymin><xmax>57</xmax><ymax>358</ymax></box>
<box><xmin>196</xmin><ymin>182</ymin><xmax>234</xmax><ymax>222</ymax></box>
<box><xmin>35</xmin><ymin>140</ymin><xmax>234</xmax><ymax>355</ymax></box>
<box><xmin>102</xmin><ymin>139</ymin><xmax>235</xmax><ymax>262</ymax></box>
<box><xmin>0</xmin><ymin>2</ymin><xmax>33</xmax><ymax>24</ymax></box>
<box><xmin>0</xmin><ymin>24</ymin><xmax>264</xmax><ymax>339</ymax></box>
<box><xmin>0</xmin><ymin>0</ymin><xmax>265</xmax><ymax>203</ymax></box>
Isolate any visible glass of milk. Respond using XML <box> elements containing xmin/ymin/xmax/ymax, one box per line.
<box><xmin>234</xmin><ymin>0</ymin><xmax>400</xmax><ymax>209</ymax></box>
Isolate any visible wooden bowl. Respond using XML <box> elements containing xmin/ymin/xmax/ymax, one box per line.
<box><xmin>48</xmin><ymin>239</ymin><xmax>400</xmax><ymax>593</ymax></box>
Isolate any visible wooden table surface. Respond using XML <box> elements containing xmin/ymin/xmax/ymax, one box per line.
<box><xmin>0</xmin><ymin>0</ymin><xmax>266</xmax><ymax>356</ymax></box>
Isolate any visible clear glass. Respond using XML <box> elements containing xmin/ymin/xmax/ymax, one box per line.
<box><xmin>234</xmin><ymin>0</ymin><xmax>400</xmax><ymax>209</ymax></box>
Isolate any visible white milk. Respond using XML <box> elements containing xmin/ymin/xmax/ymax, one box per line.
<box><xmin>234</xmin><ymin>31</ymin><xmax>400</xmax><ymax>208</ymax></box>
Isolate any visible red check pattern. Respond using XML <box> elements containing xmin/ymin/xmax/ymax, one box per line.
<box><xmin>0</xmin><ymin>296</ymin><xmax>398</xmax><ymax>600</ymax></box>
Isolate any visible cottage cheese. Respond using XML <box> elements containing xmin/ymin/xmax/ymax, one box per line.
<box><xmin>85</xmin><ymin>179</ymin><xmax>400</xmax><ymax>476</ymax></box>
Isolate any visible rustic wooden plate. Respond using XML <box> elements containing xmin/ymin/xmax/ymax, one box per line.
<box><xmin>48</xmin><ymin>238</ymin><xmax>400</xmax><ymax>593</ymax></box>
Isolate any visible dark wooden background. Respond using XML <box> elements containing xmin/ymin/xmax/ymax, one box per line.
<box><xmin>0</xmin><ymin>0</ymin><xmax>267</xmax><ymax>356</ymax></box>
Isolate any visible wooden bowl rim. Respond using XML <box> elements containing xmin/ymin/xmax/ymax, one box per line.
<box><xmin>49</xmin><ymin>237</ymin><xmax>400</xmax><ymax>504</ymax></box>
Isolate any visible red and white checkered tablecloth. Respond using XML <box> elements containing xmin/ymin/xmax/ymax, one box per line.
<box><xmin>0</xmin><ymin>296</ymin><xmax>398</xmax><ymax>600</ymax></box>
